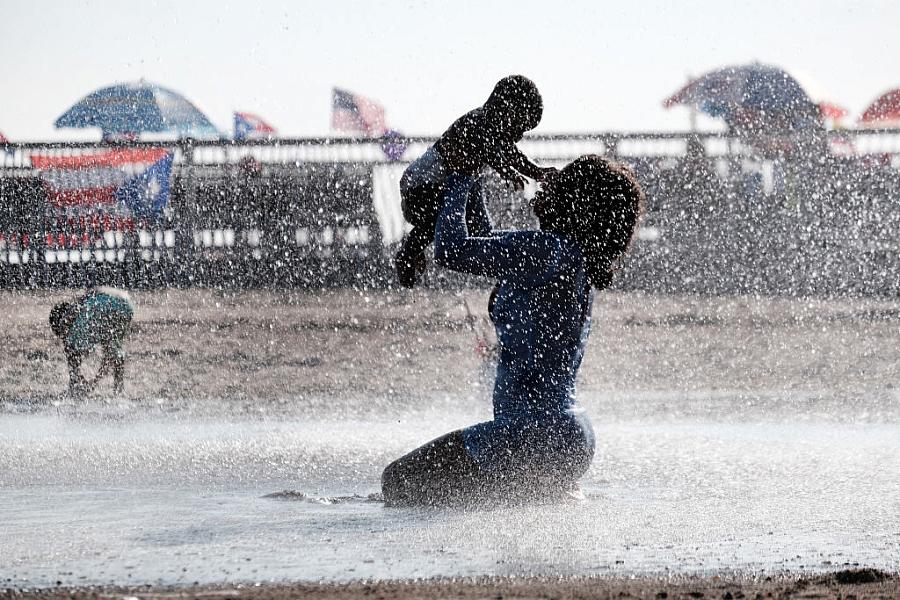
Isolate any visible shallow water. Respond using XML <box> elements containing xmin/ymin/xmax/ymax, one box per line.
<box><xmin>2</xmin><ymin>391</ymin><xmax>899</xmax><ymax>587</ymax></box>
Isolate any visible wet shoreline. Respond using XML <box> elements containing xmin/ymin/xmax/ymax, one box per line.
<box><xmin>2</xmin><ymin>289</ymin><xmax>898</xmax><ymax>590</ymax></box>
<box><xmin>11</xmin><ymin>571</ymin><xmax>900</xmax><ymax>600</ymax></box>
<box><xmin>3</xmin><ymin>414</ymin><xmax>897</xmax><ymax>588</ymax></box>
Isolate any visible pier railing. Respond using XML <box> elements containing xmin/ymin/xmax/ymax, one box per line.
<box><xmin>2</xmin><ymin>130</ymin><xmax>899</xmax><ymax>295</ymax></box>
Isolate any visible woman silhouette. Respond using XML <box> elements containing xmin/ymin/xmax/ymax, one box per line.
<box><xmin>382</xmin><ymin>155</ymin><xmax>644</xmax><ymax>506</ymax></box>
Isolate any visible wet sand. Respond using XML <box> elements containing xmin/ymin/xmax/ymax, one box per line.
<box><xmin>12</xmin><ymin>570</ymin><xmax>900</xmax><ymax>600</ymax></box>
<box><xmin>2</xmin><ymin>287</ymin><xmax>899</xmax><ymax>409</ymax></box>
<box><xmin>2</xmin><ymin>288</ymin><xmax>899</xmax><ymax>597</ymax></box>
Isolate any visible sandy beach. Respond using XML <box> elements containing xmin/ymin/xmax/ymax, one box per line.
<box><xmin>2</xmin><ymin>288</ymin><xmax>899</xmax><ymax>598</ymax></box>
<box><xmin>3</xmin><ymin>287</ymin><xmax>899</xmax><ymax>409</ymax></box>
<box><xmin>11</xmin><ymin>570</ymin><xmax>900</xmax><ymax>599</ymax></box>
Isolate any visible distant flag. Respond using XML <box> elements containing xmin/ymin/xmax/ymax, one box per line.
<box><xmin>234</xmin><ymin>111</ymin><xmax>277</xmax><ymax>140</ymax></box>
<box><xmin>30</xmin><ymin>148</ymin><xmax>173</xmax><ymax>219</ymax></box>
<box><xmin>0</xmin><ymin>130</ymin><xmax>11</xmax><ymax>157</ymax></box>
<box><xmin>331</xmin><ymin>88</ymin><xmax>386</xmax><ymax>136</ymax></box>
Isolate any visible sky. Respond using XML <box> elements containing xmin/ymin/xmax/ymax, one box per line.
<box><xmin>2</xmin><ymin>0</ymin><xmax>899</xmax><ymax>141</ymax></box>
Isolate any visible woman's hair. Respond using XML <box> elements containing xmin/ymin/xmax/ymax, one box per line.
<box><xmin>543</xmin><ymin>155</ymin><xmax>645</xmax><ymax>290</ymax></box>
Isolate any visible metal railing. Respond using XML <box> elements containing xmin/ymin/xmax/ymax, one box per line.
<box><xmin>1</xmin><ymin>130</ymin><xmax>899</xmax><ymax>294</ymax></box>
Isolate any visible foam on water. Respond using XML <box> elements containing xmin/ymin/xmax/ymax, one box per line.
<box><xmin>1</xmin><ymin>392</ymin><xmax>899</xmax><ymax>587</ymax></box>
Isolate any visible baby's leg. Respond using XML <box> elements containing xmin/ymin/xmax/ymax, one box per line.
<box><xmin>394</xmin><ymin>227</ymin><xmax>430</xmax><ymax>288</ymax></box>
<box><xmin>395</xmin><ymin>182</ymin><xmax>445</xmax><ymax>287</ymax></box>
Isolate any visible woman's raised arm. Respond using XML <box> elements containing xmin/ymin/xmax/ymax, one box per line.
<box><xmin>434</xmin><ymin>175</ymin><xmax>564</xmax><ymax>283</ymax></box>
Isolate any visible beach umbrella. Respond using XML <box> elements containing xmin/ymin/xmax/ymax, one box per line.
<box><xmin>818</xmin><ymin>102</ymin><xmax>849</xmax><ymax>121</ymax></box>
<box><xmin>55</xmin><ymin>80</ymin><xmax>221</xmax><ymax>139</ymax></box>
<box><xmin>664</xmin><ymin>63</ymin><xmax>822</xmax><ymax>133</ymax></box>
<box><xmin>859</xmin><ymin>89</ymin><xmax>900</xmax><ymax>127</ymax></box>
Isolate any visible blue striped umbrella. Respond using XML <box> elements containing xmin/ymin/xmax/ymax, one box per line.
<box><xmin>55</xmin><ymin>80</ymin><xmax>221</xmax><ymax>139</ymax></box>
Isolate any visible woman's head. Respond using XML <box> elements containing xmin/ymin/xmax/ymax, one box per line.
<box><xmin>533</xmin><ymin>155</ymin><xmax>645</xmax><ymax>289</ymax></box>
<box><xmin>484</xmin><ymin>75</ymin><xmax>543</xmax><ymax>138</ymax></box>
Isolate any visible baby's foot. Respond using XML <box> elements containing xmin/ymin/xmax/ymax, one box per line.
<box><xmin>395</xmin><ymin>250</ymin><xmax>427</xmax><ymax>288</ymax></box>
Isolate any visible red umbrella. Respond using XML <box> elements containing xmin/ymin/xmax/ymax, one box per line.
<box><xmin>818</xmin><ymin>102</ymin><xmax>848</xmax><ymax>121</ymax></box>
<box><xmin>859</xmin><ymin>89</ymin><xmax>900</xmax><ymax>127</ymax></box>
<box><xmin>0</xmin><ymin>130</ymin><xmax>8</xmax><ymax>143</ymax></box>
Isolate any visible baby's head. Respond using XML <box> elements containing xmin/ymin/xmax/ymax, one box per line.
<box><xmin>484</xmin><ymin>75</ymin><xmax>543</xmax><ymax>138</ymax></box>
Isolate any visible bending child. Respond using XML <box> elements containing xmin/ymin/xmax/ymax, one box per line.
<box><xmin>394</xmin><ymin>74</ymin><xmax>556</xmax><ymax>287</ymax></box>
<box><xmin>49</xmin><ymin>287</ymin><xmax>134</xmax><ymax>397</ymax></box>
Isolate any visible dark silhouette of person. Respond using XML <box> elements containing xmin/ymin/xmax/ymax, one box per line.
<box><xmin>382</xmin><ymin>155</ymin><xmax>645</xmax><ymax>506</ymax></box>
<box><xmin>394</xmin><ymin>75</ymin><xmax>556</xmax><ymax>287</ymax></box>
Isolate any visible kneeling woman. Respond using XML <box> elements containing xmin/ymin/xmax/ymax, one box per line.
<box><xmin>382</xmin><ymin>155</ymin><xmax>644</xmax><ymax>506</ymax></box>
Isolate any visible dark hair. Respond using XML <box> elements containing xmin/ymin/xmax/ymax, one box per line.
<box><xmin>49</xmin><ymin>301</ymin><xmax>74</xmax><ymax>338</ymax></box>
<box><xmin>541</xmin><ymin>155</ymin><xmax>645</xmax><ymax>290</ymax></box>
<box><xmin>484</xmin><ymin>75</ymin><xmax>543</xmax><ymax>134</ymax></box>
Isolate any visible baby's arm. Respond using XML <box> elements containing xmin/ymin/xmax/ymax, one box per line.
<box><xmin>464</xmin><ymin>178</ymin><xmax>493</xmax><ymax>237</ymax></box>
<box><xmin>489</xmin><ymin>142</ymin><xmax>555</xmax><ymax>184</ymax></box>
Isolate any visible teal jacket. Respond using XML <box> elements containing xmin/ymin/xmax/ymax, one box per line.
<box><xmin>67</xmin><ymin>290</ymin><xmax>134</xmax><ymax>356</ymax></box>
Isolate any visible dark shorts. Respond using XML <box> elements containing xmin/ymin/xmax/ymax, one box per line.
<box><xmin>399</xmin><ymin>175</ymin><xmax>489</xmax><ymax>262</ymax></box>
<box><xmin>400</xmin><ymin>175</ymin><xmax>445</xmax><ymax>230</ymax></box>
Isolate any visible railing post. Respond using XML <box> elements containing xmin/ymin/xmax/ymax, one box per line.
<box><xmin>175</xmin><ymin>138</ymin><xmax>195</xmax><ymax>287</ymax></box>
